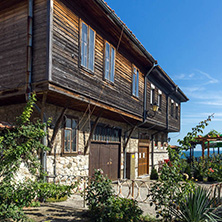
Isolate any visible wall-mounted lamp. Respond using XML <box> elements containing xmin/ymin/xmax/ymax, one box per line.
<box><xmin>146</xmin><ymin>102</ymin><xmax>159</xmax><ymax>118</ymax></box>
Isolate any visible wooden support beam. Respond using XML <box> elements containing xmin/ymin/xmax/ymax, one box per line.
<box><xmin>123</xmin><ymin>126</ymin><xmax>137</xmax><ymax>150</ymax></box>
<box><xmin>84</xmin><ymin>111</ymin><xmax>103</xmax><ymax>155</ymax></box>
<box><xmin>48</xmin><ymin>107</ymin><xmax>67</xmax><ymax>149</ymax></box>
<box><xmin>208</xmin><ymin>141</ymin><xmax>210</xmax><ymax>157</ymax></box>
<box><xmin>202</xmin><ymin>141</ymin><xmax>205</xmax><ymax>159</ymax></box>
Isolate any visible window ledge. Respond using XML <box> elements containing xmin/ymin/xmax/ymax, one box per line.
<box><xmin>61</xmin><ymin>152</ymin><xmax>78</xmax><ymax>157</ymax></box>
<box><xmin>80</xmin><ymin>65</ymin><xmax>94</xmax><ymax>75</ymax></box>
<box><xmin>103</xmin><ymin>78</ymin><xmax>115</xmax><ymax>86</ymax></box>
<box><xmin>131</xmin><ymin>95</ymin><xmax>139</xmax><ymax>101</ymax></box>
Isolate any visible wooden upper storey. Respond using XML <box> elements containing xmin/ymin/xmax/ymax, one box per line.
<box><xmin>0</xmin><ymin>0</ymin><xmax>188</xmax><ymax>132</ymax></box>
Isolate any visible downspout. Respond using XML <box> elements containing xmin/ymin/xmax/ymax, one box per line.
<box><xmin>143</xmin><ymin>63</ymin><xmax>156</xmax><ymax>122</ymax></box>
<box><xmin>123</xmin><ymin>64</ymin><xmax>156</xmax><ymax>179</ymax></box>
<box><xmin>27</xmin><ymin>0</ymin><xmax>34</xmax><ymax>97</ymax></box>
<box><xmin>27</xmin><ymin>0</ymin><xmax>47</xmax><ymax>181</ymax></box>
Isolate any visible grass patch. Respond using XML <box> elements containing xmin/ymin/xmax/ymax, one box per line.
<box><xmin>45</xmin><ymin>195</ymin><xmax>68</xmax><ymax>203</ymax></box>
<box><xmin>140</xmin><ymin>214</ymin><xmax>161</xmax><ymax>222</ymax></box>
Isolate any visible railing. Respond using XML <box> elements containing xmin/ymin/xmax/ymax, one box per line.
<box><xmin>113</xmin><ymin>179</ymin><xmax>151</xmax><ymax>203</ymax></box>
<box><xmin>47</xmin><ymin>175</ymin><xmax>222</xmax><ymax>207</ymax></box>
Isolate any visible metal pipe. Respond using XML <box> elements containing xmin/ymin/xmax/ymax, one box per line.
<box><xmin>27</xmin><ymin>0</ymin><xmax>48</xmax><ymax>181</ymax></box>
<box><xmin>27</xmin><ymin>0</ymin><xmax>34</xmax><ymax>97</ymax></box>
<box><xmin>123</xmin><ymin>132</ymin><xmax>127</xmax><ymax>179</ymax></box>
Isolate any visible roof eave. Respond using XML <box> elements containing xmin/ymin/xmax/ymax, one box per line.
<box><xmin>95</xmin><ymin>0</ymin><xmax>157</xmax><ymax>65</ymax></box>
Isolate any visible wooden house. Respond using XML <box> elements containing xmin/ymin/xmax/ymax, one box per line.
<box><xmin>0</xmin><ymin>0</ymin><xmax>188</xmax><ymax>180</ymax></box>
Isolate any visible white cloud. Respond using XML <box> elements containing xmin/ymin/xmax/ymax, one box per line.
<box><xmin>198</xmin><ymin>101</ymin><xmax>222</xmax><ymax>106</ymax></box>
<box><xmin>194</xmin><ymin>69</ymin><xmax>219</xmax><ymax>85</ymax></box>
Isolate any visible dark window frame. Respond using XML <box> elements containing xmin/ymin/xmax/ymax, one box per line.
<box><xmin>62</xmin><ymin>116</ymin><xmax>78</xmax><ymax>154</ymax></box>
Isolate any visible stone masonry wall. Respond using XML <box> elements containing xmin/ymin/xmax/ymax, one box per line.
<box><xmin>0</xmin><ymin>103</ymin><xmax>169</xmax><ymax>180</ymax></box>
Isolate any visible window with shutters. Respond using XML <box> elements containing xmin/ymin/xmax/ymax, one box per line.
<box><xmin>104</xmin><ymin>42</ymin><xmax>115</xmax><ymax>82</ymax></box>
<box><xmin>81</xmin><ymin>21</ymin><xmax>95</xmax><ymax>72</ymax></box>
<box><xmin>63</xmin><ymin>117</ymin><xmax>78</xmax><ymax>154</ymax></box>
<box><xmin>132</xmin><ymin>67</ymin><xmax>139</xmax><ymax>97</ymax></box>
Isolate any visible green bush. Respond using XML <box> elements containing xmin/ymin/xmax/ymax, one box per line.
<box><xmin>150</xmin><ymin>167</ymin><xmax>158</xmax><ymax>180</ymax></box>
<box><xmin>86</xmin><ymin>169</ymin><xmax>143</xmax><ymax>222</ymax></box>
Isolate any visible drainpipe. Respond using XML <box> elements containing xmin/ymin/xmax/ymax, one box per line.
<box><xmin>27</xmin><ymin>0</ymin><xmax>34</xmax><ymax>97</ymax></box>
<box><xmin>27</xmin><ymin>0</ymin><xmax>47</xmax><ymax>181</ymax></box>
<box><xmin>143</xmin><ymin>63</ymin><xmax>156</xmax><ymax>122</ymax></box>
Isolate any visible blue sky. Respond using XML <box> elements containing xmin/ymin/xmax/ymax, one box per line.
<box><xmin>105</xmin><ymin>0</ymin><xmax>222</xmax><ymax>145</ymax></box>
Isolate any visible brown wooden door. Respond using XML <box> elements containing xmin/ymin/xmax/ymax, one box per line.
<box><xmin>138</xmin><ymin>139</ymin><xmax>150</xmax><ymax>176</ymax></box>
<box><xmin>89</xmin><ymin>143</ymin><xmax>119</xmax><ymax>180</ymax></box>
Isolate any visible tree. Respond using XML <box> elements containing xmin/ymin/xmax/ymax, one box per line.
<box><xmin>177</xmin><ymin>114</ymin><xmax>214</xmax><ymax>151</ymax></box>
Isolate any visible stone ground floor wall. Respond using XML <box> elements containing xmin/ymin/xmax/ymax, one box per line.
<box><xmin>0</xmin><ymin>103</ymin><xmax>169</xmax><ymax>181</ymax></box>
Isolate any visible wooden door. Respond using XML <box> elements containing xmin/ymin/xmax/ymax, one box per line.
<box><xmin>138</xmin><ymin>139</ymin><xmax>150</xmax><ymax>176</ymax></box>
<box><xmin>89</xmin><ymin>143</ymin><xmax>119</xmax><ymax>180</ymax></box>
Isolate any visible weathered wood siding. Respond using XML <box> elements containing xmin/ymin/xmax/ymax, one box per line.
<box><xmin>0</xmin><ymin>0</ymin><xmax>27</xmax><ymax>92</ymax></box>
<box><xmin>51</xmin><ymin>0</ymin><xmax>144</xmax><ymax>118</ymax></box>
<box><xmin>32</xmin><ymin>0</ymin><xmax>48</xmax><ymax>84</ymax></box>
<box><xmin>168</xmin><ymin>101</ymin><xmax>180</xmax><ymax>131</ymax></box>
<box><xmin>146</xmin><ymin>82</ymin><xmax>167</xmax><ymax>128</ymax></box>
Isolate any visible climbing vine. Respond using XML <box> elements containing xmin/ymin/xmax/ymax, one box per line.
<box><xmin>0</xmin><ymin>94</ymin><xmax>75</xmax><ymax>221</ymax></box>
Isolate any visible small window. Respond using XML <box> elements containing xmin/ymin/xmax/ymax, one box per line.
<box><xmin>171</xmin><ymin>100</ymin><xmax>174</xmax><ymax>117</ymax></box>
<box><xmin>158</xmin><ymin>90</ymin><xmax>162</xmax><ymax>111</ymax></box>
<box><xmin>63</xmin><ymin>117</ymin><xmax>78</xmax><ymax>153</ymax></box>
<box><xmin>150</xmin><ymin>84</ymin><xmax>155</xmax><ymax>104</ymax></box>
<box><xmin>92</xmin><ymin>124</ymin><xmax>120</xmax><ymax>142</ymax></box>
<box><xmin>176</xmin><ymin>103</ymin><xmax>179</xmax><ymax>119</ymax></box>
<box><xmin>132</xmin><ymin>67</ymin><xmax>139</xmax><ymax>97</ymax></box>
<box><xmin>81</xmin><ymin>22</ymin><xmax>95</xmax><ymax>72</ymax></box>
<box><xmin>104</xmin><ymin>42</ymin><xmax>115</xmax><ymax>82</ymax></box>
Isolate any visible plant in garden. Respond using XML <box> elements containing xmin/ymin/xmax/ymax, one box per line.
<box><xmin>169</xmin><ymin>186</ymin><xmax>222</xmax><ymax>222</ymax></box>
<box><xmin>85</xmin><ymin>169</ymin><xmax>114</xmax><ymax>220</ymax></box>
<box><xmin>0</xmin><ymin>94</ymin><xmax>76</xmax><ymax>221</ymax></box>
<box><xmin>149</xmin><ymin>147</ymin><xmax>195</xmax><ymax>221</ymax></box>
<box><xmin>150</xmin><ymin>167</ymin><xmax>159</xmax><ymax>180</ymax></box>
<box><xmin>85</xmin><ymin>169</ymin><xmax>143</xmax><ymax>222</ymax></box>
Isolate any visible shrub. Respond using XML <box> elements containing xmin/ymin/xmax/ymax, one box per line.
<box><xmin>107</xmin><ymin>196</ymin><xmax>143</xmax><ymax>222</ymax></box>
<box><xmin>86</xmin><ymin>169</ymin><xmax>143</xmax><ymax>222</ymax></box>
<box><xmin>150</xmin><ymin>167</ymin><xmax>158</xmax><ymax>180</ymax></box>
